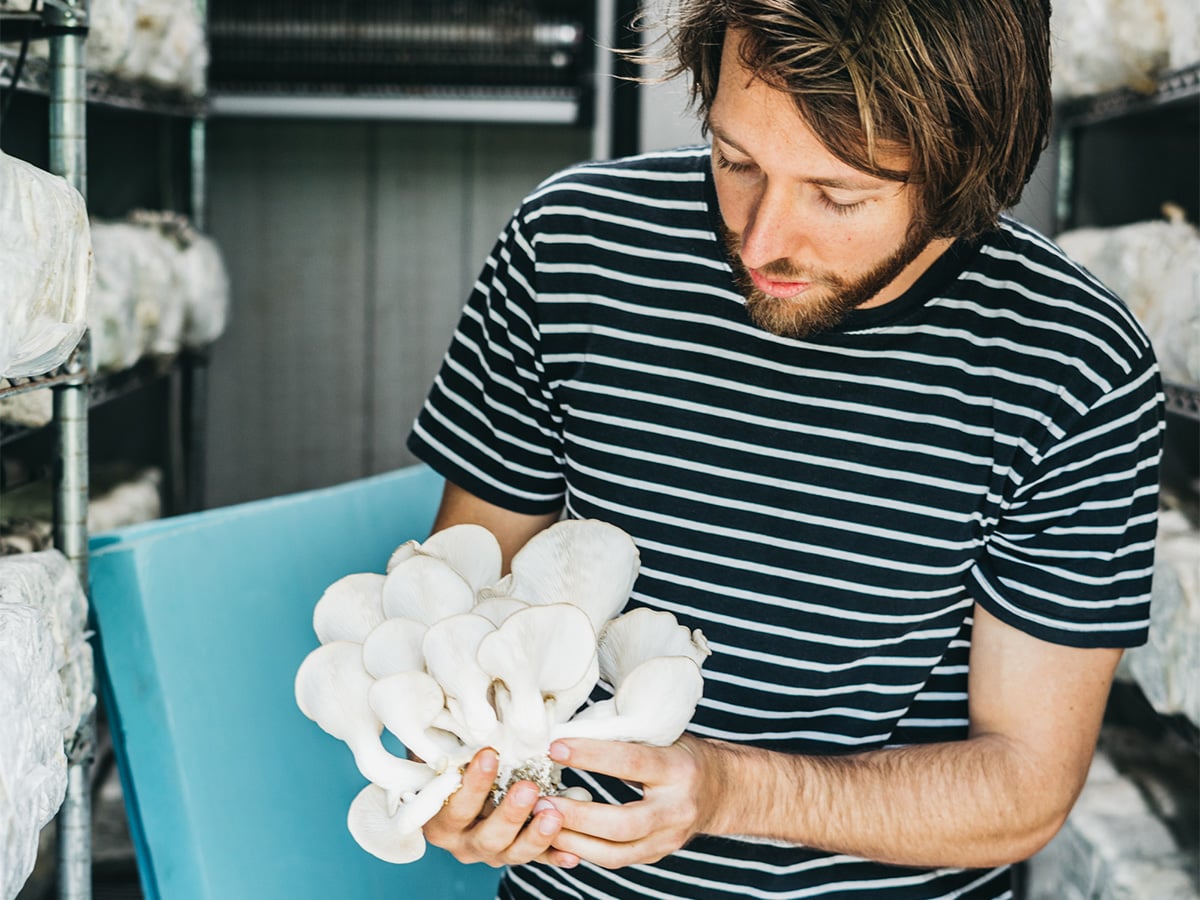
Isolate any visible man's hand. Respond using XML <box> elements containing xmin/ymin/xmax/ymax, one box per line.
<box><xmin>538</xmin><ymin>735</ymin><xmax>728</xmax><ymax>868</ymax></box>
<box><xmin>422</xmin><ymin>746</ymin><xmax>581</xmax><ymax>869</ymax></box>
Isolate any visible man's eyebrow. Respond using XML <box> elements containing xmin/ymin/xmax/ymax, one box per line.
<box><xmin>708</xmin><ymin>121</ymin><xmax>748</xmax><ymax>155</ymax></box>
<box><xmin>708</xmin><ymin>121</ymin><xmax>887</xmax><ymax>192</ymax></box>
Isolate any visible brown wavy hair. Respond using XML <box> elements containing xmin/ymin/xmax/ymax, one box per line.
<box><xmin>657</xmin><ymin>0</ymin><xmax>1052</xmax><ymax>239</ymax></box>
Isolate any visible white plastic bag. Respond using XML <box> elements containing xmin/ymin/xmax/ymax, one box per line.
<box><xmin>0</xmin><ymin>150</ymin><xmax>92</xmax><ymax>379</ymax></box>
<box><xmin>0</xmin><ymin>550</ymin><xmax>94</xmax><ymax>900</ymax></box>
<box><xmin>1057</xmin><ymin>210</ymin><xmax>1200</xmax><ymax>386</ymax></box>
<box><xmin>178</xmin><ymin>231</ymin><xmax>230</xmax><ymax>348</ymax></box>
<box><xmin>118</xmin><ymin>0</ymin><xmax>208</xmax><ymax>96</ymax></box>
<box><xmin>1051</xmin><ymin>0</ymin><xmax>1171</xmax><ymax>98</ymax></box>
<box><xmin>89</xmin><ymin>214</ymin><xmax>230</xmax><ymax>372</ymax></box>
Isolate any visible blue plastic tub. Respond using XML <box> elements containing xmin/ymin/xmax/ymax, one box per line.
<box><xmin>89</xmin><ymin>465</ymin><xmax>501</xmax><ymax>900</ymax></box>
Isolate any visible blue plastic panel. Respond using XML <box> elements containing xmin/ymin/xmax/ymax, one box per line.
<box><xmin>89</xmin><ymin>466</ymin><xmax>501</xmax><ymax>900</ymax></box>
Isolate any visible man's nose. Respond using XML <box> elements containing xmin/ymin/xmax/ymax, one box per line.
<box><xmin>738</xmin><ymin>182</ymin><xmax>804</xmax><ymax>270</ymax></box>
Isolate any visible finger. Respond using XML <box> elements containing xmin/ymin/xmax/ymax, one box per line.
<box><xmin>439</xmin><ymin>747</ymin><xmax>497</xmax><ymax>824</ymax></box>
<box><xmin>499</xmin><ymin>799</ymin><xmax>569</xmax><ymax>863</ymax></box>
<box><xmin>533</xmin><ymin>843</ymin><xmax>581</xmax><ymax>869</ymax></box>
<box><xmin>549</xmin><ymin>825</ymin><xmax>661</xmax><ymax>870</ymax></box>
<box><xmin>550</xmin><ymin>738</ymin><xmax>668</xmax><ymax>783</ymax></box>
<box><xmin>546</xmin><ymin>793</ymin><xmax>654</xmax><ymax>845</ymax></box>
<box><xmin>468</xmin><ymin>780</ymin><xmax>543</xmax><ymax>858</ymax></box>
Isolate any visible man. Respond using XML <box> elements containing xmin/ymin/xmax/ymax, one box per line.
<box><xmin>405</xmin><ymin>1</ymin><xmax>1165</xmax><ymax>897</ymax></box>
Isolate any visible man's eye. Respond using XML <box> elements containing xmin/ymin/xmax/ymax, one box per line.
<box><xmin>714</xmin><ymin>149</ymin><xmax>754</xmax><ymax>174</ymax></box>
<box><xmin>819</xmin><ymin>194</ymin><xmax>867</xmax><ymax>216</ymax></box>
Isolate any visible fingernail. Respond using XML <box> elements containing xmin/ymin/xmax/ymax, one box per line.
<box><xmin>532</xmin><ymin>799</ymin><xmax>556</xmax><ymax>815</ymax></box>
<box><xmin>548</xmin><ymin>741</ymin><xmax>569</xmax><ymax>762</ymax></box>
<box><xmin>479</xmin><ymin>750</ymin><xmax>498</xmax><ymax>774</ymax></box>
<box><xmin>511</xmin><ymin>784</ymin><xmax>537</xmax><ymax>806</ymax></box>
<box><xmin>537</xmin><ymin>813</ymin><xmax>560</xmax><ymax>836</ymax></box>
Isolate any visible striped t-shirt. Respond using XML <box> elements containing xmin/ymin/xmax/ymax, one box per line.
<box><xmin>406</xmin><ymin>147</ymin><xmax>1164</xmax><ymax>900</ymax></box>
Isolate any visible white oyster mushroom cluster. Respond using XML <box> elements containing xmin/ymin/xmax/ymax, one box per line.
<box><xmin>294</xmin><ymin>518</ymin><xmax>710</xmax><ymax>864</ymax></box>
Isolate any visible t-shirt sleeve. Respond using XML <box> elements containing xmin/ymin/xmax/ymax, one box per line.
<box><xmin>407</xmin><ymin>210</ymin><xmax>566</xmax><ymax>515</ymax></box>
<box><xmin>968</xmin><ymin>360</ymin><xmax>1165</xmax><ymax>648</ymax></box>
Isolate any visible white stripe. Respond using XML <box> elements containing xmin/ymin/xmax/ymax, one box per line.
<box><xmin>702</xmin><ymin>637</ymin><xmax>959</xmax><ymax>674</ymax></box>
<box><xmin>945</xmin><ymin>281</ymin><xmax>1132</xmax><ymax>371</ymax></box>
<box><xmin>702</xmin><ymin>666</ymin><xmax>929</xmax><ymax>698</ymax></box>
<box><xmin>864</xmin><ymin>323</ymin><xmax>1114</xmax><ymax>393</ymax></box>
<box><xmin>700</xmin><ymin>696</ymin><xmax>908</xmax><ymax>723</ymax></box>
<box><xmin>430</xmin><ymin>369</ymin><xmax>560</xmax><ymax>462</ymax></box>
<box><xmin>641</xmin><ymin>565</ymin><xmax>972</xmax><ymax>626</ymax></box>
<box><xmin>971</xmin><ymin>569</ymin><xmax>1149</xmax><ymax>633</ymax></box>
<box><xmin>537</xmin><ymin>232</ymin><xmax>732</xmax><ymax>271</ymax></box>
<box><xmin>541</xmin><ymin>316</ymin><xmax>1066</xmax><ymax>439</ymax></box>
<box><xmin>568</xmin><ymin>430</ymin><xmax>990</xmax><ymax>541</ymax></box>
<box><xmin>526</xmin><ymin>853</ymin><xmax>969</xmax><ymax>900</ymax></box>
<box><xmin>528</xmin><ymin>203</ymin><xmax>715</xmax><ymax>242</ymax></box>
<box><xmin>556</xmin><ymin>375</ymin><xmax>999</xmax><ymax>471</ymax></box>
<box><xmin>530</xmin><ymin>179</ymin><xmax>708</xmax><ymax>212</ymax></box>
<box><xmin>409</xmin><ymin>418</ymin><xmax>561</xmax><ymax>503</ymax></box>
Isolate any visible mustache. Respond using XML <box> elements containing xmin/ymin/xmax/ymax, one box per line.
<box><xmin>756</xmin><ymin>259</ymin><xmax>809</xmax><ymax>280</ymax></box>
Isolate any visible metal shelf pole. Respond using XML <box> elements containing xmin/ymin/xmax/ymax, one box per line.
<box><xmin>47</xmin><ymin>1</ymin><xmax>92</xmax><ymax>898</ymax></box>
<box><xmin>590</xmin><ymin>0</ymin><xmax>616</xmax><ymax>161</ymax></box>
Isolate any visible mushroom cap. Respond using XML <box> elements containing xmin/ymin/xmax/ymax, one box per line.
<box><xmin>477</xmin><ymin>603</ymin><xmax>597</xmax><ymax>756</ymax></box>
<box><xmin>598</xmin><ymin>606</ymin><xmax>710</xmax><ymax>686</ymax></box>
<box><xmin>381</xmin><ymin>555</ymin><xmax>474</xmax><ymax>624</ymax></box>
<box><xmin>552</xmin><ymin>655</ymin><xmax>704</xmax><ymax>746</ymax></box>
<box><xmin>294</xmin><ymin>641</ymin><xmax>433</xmax><ymax>793</ymax></box>
<box><xmin>421</xmin><ymin>613</ymin><xmax>500</xmax><ymax>743</ymax></box>
<box><xmin>312</xmin><ymin>572</ymin><xmax>386</xmax><ymax>644</ymax></box>
<box><xmin>387</xmin><ymin>523</ymin><xmax>503</xmax><ymax>595</ymax></box>
<box><xmin>508</xmin><ymin>519</ymin><xmax>640</xmax><ymax>632</ymax></box>
<box><xmin>368</xmin><ymin>671</ymin><xmax>469</xmax><ymax>773</ymax></box>
<box><xmin>345</xmin><ymin>775</ymin><xmax>461</xmax><ymax>865</ymax></box>
<box><xmin>347</xmin><ymin>783</ymin><xmax>429</xmax><ymax>864</ymax></box>
<box><xmin>360</xmin><ymin>616</ymin><xmax>427</xmax><ymax>680</ymax></box>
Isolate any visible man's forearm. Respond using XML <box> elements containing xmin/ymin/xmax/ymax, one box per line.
<box><xmin>698</xmin><ymin>733</ymin><xmax>1068</xmax><ymax>869</ymax></box>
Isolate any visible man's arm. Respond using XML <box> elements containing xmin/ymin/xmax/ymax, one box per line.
<box><xmin>430</xmin><ymin>481</ymin><xmax>561</xmax><ymax>573</ymax></box>
<box><xmin>544</xmin><ymin>604</ymin><xmax>1121</xmax><ymax>869</ymax></box>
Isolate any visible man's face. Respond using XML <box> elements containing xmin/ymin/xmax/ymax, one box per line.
<box><xmin>708</xmin><ymin>31</ymin><xmax>951</xmax><ymax>339</ymax></box>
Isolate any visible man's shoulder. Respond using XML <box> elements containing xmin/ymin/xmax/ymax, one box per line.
<box><xmin>965</xmin><ymin>216</ymin><xmax>1158</xmax><ymax>388</ymax></box>
<box><xmin>978</xmin><ymin>216</ymin><xmax>1122</xmax><ymax>304</ymax></box>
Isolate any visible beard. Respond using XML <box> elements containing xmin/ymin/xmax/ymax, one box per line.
<box><xmin>718</xmin><ymin>219</ymin><xmax>933</xmax><ymax>339</ymax></box>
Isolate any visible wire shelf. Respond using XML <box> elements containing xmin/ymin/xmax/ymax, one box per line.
<box><xmin>1056</xmin><ymin>63</ymin><xmax>1200</xmax><ymax>129</ymax></box>
<box><xmin>1164</xmin><ymin>381</ymin><xmax>1200</xmax><ymax>421</ymax></box>
<box><xmin>0</xmin><ymin>361</ymin><xmax>85</xmax><ymax>402</ymax></box>
<box><xmin>0</xmin><ymin>5</ymin><xmax>86</xmax><ymax>43</ymax></box>
<box><xmin>0</xmin><ymin>49</ymin><xmax>207</xmax><ymax>116</ymax></box>
<box><xmin>0</xmin><ymin>355</ymin><xmax>183</xmax><ymax>447</ymax></box>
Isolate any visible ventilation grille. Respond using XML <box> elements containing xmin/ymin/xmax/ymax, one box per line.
<box><xmin>207</xmin><ymin>0</ymin><xmax>592</xmax><ymax>99</ymax></box>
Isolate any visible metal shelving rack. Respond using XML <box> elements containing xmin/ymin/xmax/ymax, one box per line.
<box><xmin>1053</xmin><ymin>63</ymin><xmax>1200</xmax><ymax>206</ymax></box>
<box><xmin>1</xmin><ymin>2</ymin><xmax>92</xmax><ymax>897</ymax></box>
<box><xmin>1050</xmin><ymin>50</ymin><xmax>1200</xmax><ymax>804</ymax></box>
<box><xmin>4</xmin><ymin>1</ymin><xmax>211</xmax><ymax>894</ymax></box>
<box><xmin>1053</xmin><ymin>61</ymin><xmax>1200</xmax><ymax>424</ymax></box>
<box><xmin>3</xmin><ymin>1</ymin><xmax>214</xmax><ymax>518</ymax></box>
